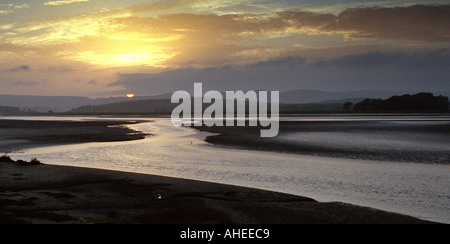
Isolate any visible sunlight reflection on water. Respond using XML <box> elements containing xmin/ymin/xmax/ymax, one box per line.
<box><xmin>10</xmin><ymin>117</ymin><xmax>450</xmax><ymax>224</ymax></box>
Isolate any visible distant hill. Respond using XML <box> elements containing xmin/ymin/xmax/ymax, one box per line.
<box><xmin>0</xmin><ymin>94</ymin><xmax>171</xmax><ymax>112</ymax></box>
<box><xmin>0</xmin><ymin>95</ymin><xmax>90</xmax><ymax>112</ymax></box>
<box><xmin>279</xmin><ymin>89</ymin><xmax>450</xmax><ymax>104</ymax></box>
<box><xmin>69</xmin><ymin>99</ymin><xmax>176</xmax><ymax>114</ymax></box>
<box><xmin>2</xmin><ymin>90</ymin><xmax>449</xmax><ymax>113</ymax></box>
<box><xmin>68</xmin><ymin>99</ymin><xmax>348</xmax><ymax>115</ymax></box>
<box><xmin>88</xmin><ymin>94</ymin><xmax>173</xmax><ymax>106</ymax></box>
<box><xmin>0</xmin><ymin>106</ymin><xmax>24</xmax><ymax>116</ymax></box>
<box><xmin>68</xmin><ymin>91</ymin><xmax>450</xmax><ymax>115</ymax></box>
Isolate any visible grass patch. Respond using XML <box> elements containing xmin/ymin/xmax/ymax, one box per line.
<box><xmin>0</xmin><ymin>154</ymin><xmax>15</xmax><ymax>163</ymax></box>
<box><xmin>0</xmin><ymin>154</ymin><xmax>42</xmax><ymax>166</ymax></box>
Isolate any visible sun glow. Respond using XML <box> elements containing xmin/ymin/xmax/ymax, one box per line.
<box><xmin>66</xmin><ymin>49</ymin><xmax>174</xmax><ymax>67</ymax></box>
<box><xmin>52</xmin><ymin>31</ymin><xmax>178</xmax><ymax>67</ymax></box>
<box><xmin>127</xmin><ymin>94</ymin><xmax>135</xmax><ymax>98</ymax></box>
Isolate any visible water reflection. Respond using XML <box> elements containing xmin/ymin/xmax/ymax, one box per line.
<box><xmin>9</xmin><ymin>117</ymin><xmax>450</xmax><ymax>224</ymax></box>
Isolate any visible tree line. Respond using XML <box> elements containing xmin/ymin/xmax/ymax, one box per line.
<box><xmin>347</xmin><ymin>93</ymin><xmax>449</xmax><ymax>112</ymax></box>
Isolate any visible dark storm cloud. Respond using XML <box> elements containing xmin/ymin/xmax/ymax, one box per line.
<box><xmin>327</xmin><ymin>5</ymin><xmax>450</xmax><ymax>43</ymax></box>
<box><xmin>110</xmin><ymin>49</ymin><xmax>450</xmax><ymax>95</ymax></box>
<box><xmin>279</xmin><ymin>4</ymin><xmax>450</xmax><ymax>43</ymax></box>
<box><xmin>312</xmin><ymin>49</ymin><xmax>450</xmax><ymax>69</ymax></box>
<box><xmin>249</xmin><ymin>56</ymin><xmax>308</xmax><ymax>69</ymax></box>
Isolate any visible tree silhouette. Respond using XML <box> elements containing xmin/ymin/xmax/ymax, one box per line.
<box><xmin>353</xmin><ymin>93</ymin><xmax>449</xmax><ymax>112</ymax></box>
<box><xmin>343</xmin><ymin>102</ymin><xmax>354</xmax><ymax>112</ymax></box>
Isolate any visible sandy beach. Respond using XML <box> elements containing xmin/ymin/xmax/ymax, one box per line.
<box><xmin>0</xmin><ymin>159</ymin><xmax>435</xmax><ymax>224</ymax></box>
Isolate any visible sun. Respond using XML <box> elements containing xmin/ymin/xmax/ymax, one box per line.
<box><xmin>127</xmin><ymin>94</ymin><xmax>135</xmax><ymax>98</ymax></box>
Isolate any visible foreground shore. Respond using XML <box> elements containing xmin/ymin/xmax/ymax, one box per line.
<box><xmin>0</xmin><ymin>160</ymin><xmax>435</xmax><ymax>224</ymax></box>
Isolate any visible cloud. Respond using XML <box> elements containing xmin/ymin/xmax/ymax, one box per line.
<box><xmin>12</xmin><ymin>81</ymin><xmax>39</xmax><ymax>86</ymax></box>
<box><xmin>109</xmin><ymin>50</ymin><xmax>450</xmax><ymax>95</ymax></box>
<box><xmin>0</xmin><ymin>10</ymin><xmax>13</xmax><ymax>15</ymax></box>
<box><xmin>106</xmin><ymin>4</ymin><xmax>449</xmax><ymax>64</ymax></box>
<box><xmin>5</xmin><ymin>16</ymin><xmax>103</xmax><ymax>46</ymax></box>
<box><xmin>278</xmin><ymin>5</ymin><xmax>450</xmax><ymax>43</ymax></box>
<box><xmin>249</xmin><ymin>56</ymin><xmax>307</xmax><ymax>69</ymax></box>
<box><xmin>1</xmin><ymin>2</ymin><xmax>448</xmax><ymax>96</ymax></box>
<box><xmin>2</xmin><ymin>4</ymin><xmax>448</xmax><ymax>70</ymax></box>
<box><xmin>146</xmin><ymin>5</ymin><xmax>450</xmax><ymax>43</ymax></box>
<box><xmin>44</xmin><ymin>0</ymin><xmax>89</xmax><ymax>6</ymax></box>
<box><xmin>312</xmin><ymin>49</ymin><xmax>450</xmax><ymax>69</ymax></box>
<box><xmin>10</xmin><ymin>65</ymin><xmax>31</xmax><ymax>72</ymax></box>
<box><xmin>12</xmin><ymin>4</ymin><xmax>30</xmax><ymax>9</ymax></box>
<box><xmin>323</xmin><ymin>5</ymin><xmax>450</xmax><ymax>43</ymax></box>
<box><xmin>100</xmin><ymin>4</ymin><xmax>449</xmax><ymax>68</ymax></box>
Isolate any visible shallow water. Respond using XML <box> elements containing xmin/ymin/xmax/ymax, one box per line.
<box><xmin>10</xmin><ymin>117</ymin><xmax>450</xmax><ymax>224</ymax></box>
<box><xmin>275</xmin><ymin>125</ymin><xmax>450</xmax><ymax>164</ymax></box>
<box><xmin>278</xmin><ymin>131</ymin><xmax>449</xmax><ymax>152</ymax></box>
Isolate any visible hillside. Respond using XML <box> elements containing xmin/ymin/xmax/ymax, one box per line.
<box><xmin>0</xmin><ymin>106</ymin><xmax>24</xmax><ymax>116</ymax></box>
<box><xmin>0</xmin><ymin>94</ymin><xmax>169</xmax><ymax>112</ymax></box>
<box><xmin>68</xmin><ymin>99</ymin><xmax>176</xmax><ymax>114</ymax></box>
<box><xmin>66</xmin><ymin>99</ymin><xmax>364</xmax><ymax>115</ymax></box>
<box><xmin>2</xmin><ymin>90</ymin><xmax>449</xmax><ymax>114</ymax></box>
<box><xmin>67</xmin><ymin>92</ymin><xmax>450</xmax><ymax>115</ymax></box>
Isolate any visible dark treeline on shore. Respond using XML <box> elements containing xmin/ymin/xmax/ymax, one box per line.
<box><xmin>351</xmin><ymin>93</ymin><xmax>449</xmax><ymax>112</ymax></box>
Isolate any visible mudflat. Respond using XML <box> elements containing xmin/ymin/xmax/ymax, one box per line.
<box><xmin>0</xmin><ymin>119</ymin><xmax>148</xmax><ymax>153</ymax></box>
<box><xmin>194</xmin><ymin>119</ymin><xmax>450</xmax><ymax>164</ymax></box>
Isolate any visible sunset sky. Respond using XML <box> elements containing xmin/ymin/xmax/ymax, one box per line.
<box><xmin>0</xmin><ymin>0</ymin><xmax>449</xmax><ymax>97</ymax></box>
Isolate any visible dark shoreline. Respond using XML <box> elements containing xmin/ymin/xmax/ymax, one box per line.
<box><xmin>0</xmin><ymin>119</ymin><xmax>150</xmax><ymax>153</ymax></box>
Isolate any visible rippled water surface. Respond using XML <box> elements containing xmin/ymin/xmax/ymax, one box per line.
<box><xmin>7</xmin><ymin>116</ymin><xmax>450</xmax><ymax>224</ymax></box>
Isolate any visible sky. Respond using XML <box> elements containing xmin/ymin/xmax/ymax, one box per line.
<box><xmin>0</xmin><ymin>0</ymin><xmax>449</xmax><ymax>97</ymax></box>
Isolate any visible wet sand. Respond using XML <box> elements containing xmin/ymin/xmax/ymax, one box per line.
<box><xmin>0</xmin><ymin>160</ymin><xmax>435</xmax><ymax>224</ymax></box>
<box><xmin>0</xmin><ymin>119</ymin><xmax>148</xmax><ymax>153</ymax></box>
<box><xmin>194</xmin><ymin>120</ymin><xmax>450</xmax><ymax>164</ymax></box>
